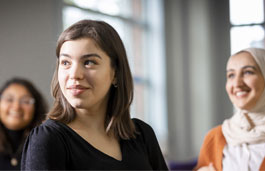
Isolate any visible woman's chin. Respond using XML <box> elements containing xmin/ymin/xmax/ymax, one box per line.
<box><xmin>69</xmin><ymin>101</ymin><xmax>84</xmax><ymax>108</ymax></box>
<box><xmin>235</xmin><ymin>104</ymin><xmax>254</xmax><ymax>111</ymax></box>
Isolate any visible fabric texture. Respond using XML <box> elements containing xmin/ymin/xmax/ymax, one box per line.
<box><xmin>195</xmin><ymin>125</ymin><xmax>265</xmax><ymax>171</ymax></box>
<box><xmin>222</xmin><ymin>142</ymin><xmax>265</xmax><ymax>171</ymax></box>
<box><xmin>222</xmin><ymin>48</ymin><xmax>265</xmax><ymax>146</ymax></box>
<box><xmin>0</xmin><ymin>128</ymin><xmax>24</xmax><ymax>170</ymax></box>
<box><xmin>21</xmin><ymin>118</ymin><xmax>168</xmax><ymax>170</ymax></box>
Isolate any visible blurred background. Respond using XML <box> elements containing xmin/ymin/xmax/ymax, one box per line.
<box><xmin>0</xmin><ymin>0</ymin><xmax>264</xmax><ymax>167</ymax></box>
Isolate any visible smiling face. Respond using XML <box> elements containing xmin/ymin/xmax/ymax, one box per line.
<box><xmin>58</xmin><ymin>38</ymin><xmax>115</xmax><ymax>113</ymax></box>
<box><xmin>0</xmin><ymin>84</ymin><xmax>35</xmax><ymax>130</ymax></box>
<box><xmin>226</xmin><ymin>52</ymin><xmax>265</xmax><ymax>110</ymax></box>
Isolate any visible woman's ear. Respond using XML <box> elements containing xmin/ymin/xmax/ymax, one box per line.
<box><xmin>112</xmin><ymin>70</ymin><xmax>118</xmax><ymax>88</ymax></box>
<box><xmin>112</xmin><ymin>77</ymin><xmax>118</xmax><ymax>88</ymax></box>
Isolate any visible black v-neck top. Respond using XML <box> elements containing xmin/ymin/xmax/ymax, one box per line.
<box><xmin>21</xmin><ymin>118</ymin><xmax>168</xmax><ymax>170</ymax></box>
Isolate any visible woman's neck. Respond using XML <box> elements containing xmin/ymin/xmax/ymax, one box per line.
<box><xmin>68</xmin><ymin>107</ymin><xmax>106</xmax><ymax>133</ymax></box>
<box><xmin>4</xmin><ymin>128</ymin><xmax>25</xmax><ymax>151</ymax></box>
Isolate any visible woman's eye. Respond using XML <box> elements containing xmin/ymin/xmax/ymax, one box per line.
<box><xmin>227</xmin><ymin>73</ymin><xmax>234</xmax><ymax>79</ymax></box>
<box><xmin>60</xmin><ymin>60</ymin><xmax>70</xmax><ymax>66</ymax></box>
<box><xmin>0</xmin><ymin>95</ymin><xmax>14</xmax><ymax>103</ymax></box>
<box><xmin>244</xmin><ymin>70</ymin><xmax>254</xmax><ymax>75</ymax></box>
<box><xmin>84</xmin><ymin>60</ymin><xmax>96</xmax><ymax>66</ymax></box>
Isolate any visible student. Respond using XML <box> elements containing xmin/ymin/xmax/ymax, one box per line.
<box><xmin>21</xmin><ymin>19</ymin><xmax>168</xmax><ymax>170</ymax></box>
<box><xmin>0</xmin><ymin>77</ymin><xmax>47</xmax><ymax>170</ymax></box>
<box><xmin>195</xmin><ymin>48</ymin><xmax>265</xmax><ymax>171</ymax></box>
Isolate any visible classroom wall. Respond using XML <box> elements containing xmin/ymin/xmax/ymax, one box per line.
<box><xmin>0</xmin><ymin>0</ymin><xmax>62</xmax><ymax>107</ymax></box>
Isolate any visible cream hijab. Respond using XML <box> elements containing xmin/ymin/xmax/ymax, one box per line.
<box><xmin>222</xmin><ymin>48</ymin><xmax>265</xmax><ymax>146</ymax></box>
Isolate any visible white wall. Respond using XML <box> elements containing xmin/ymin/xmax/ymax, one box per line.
<box><xmin>0</xmin><ymin>0</ymin><xmax>63</xmax><ymax>107</ymax></box>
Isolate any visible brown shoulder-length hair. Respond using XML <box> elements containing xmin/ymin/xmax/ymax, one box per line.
<box><xmin>48</xmin><ymin>19</ymin><xmax>136</xmax><ymax>139</ymax></box>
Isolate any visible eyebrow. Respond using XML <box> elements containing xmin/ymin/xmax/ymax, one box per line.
<box><xmin>59</xmin><ymin>53</ymin><xmax>102</xmax><ymax>59</ymax></box>
<box><xmin>226</xmin><ymin>65</ymin><xmax>257</xmax><ymax>72</ymax></box>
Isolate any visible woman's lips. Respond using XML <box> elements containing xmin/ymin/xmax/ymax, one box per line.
<box><xmin>67</xmin><ymin>85</ymin><xmax>89</xmax><ymax>96</ymax></box>
<box><xmin>8</xmin><ymin>111</ymin><xmax>23</xmax><ymax>118</ymax></box>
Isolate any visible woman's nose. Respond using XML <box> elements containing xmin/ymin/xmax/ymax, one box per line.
<box><xmin>11</xmin><ymin>99</ymin><xmax>22</xmax><ymax>110</ymax></box>
<box><xmin>69</xmin><ymin>63</ymin><xmax>84</xmax><ymax>80</ymax></box>
<box><xmin>234</xmin><ymin>75</ymin><xmax>244</xmax><ymax>87</ymax></box>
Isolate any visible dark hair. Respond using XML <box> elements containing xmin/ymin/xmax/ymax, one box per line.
<box><xmin>48</xmin><ymin>19</ymin><xmax>136</xmax><ymax>139</ymax></box>
<box><xmin>0</xmin><ymin>77</ymin><xmax>48</xmax><ymax>153</ymax></box>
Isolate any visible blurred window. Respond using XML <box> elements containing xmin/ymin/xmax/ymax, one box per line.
<box><xmin>229</xmin><ymin>0</ymin><xmax>265</xmax><ymax>54</ymax></box>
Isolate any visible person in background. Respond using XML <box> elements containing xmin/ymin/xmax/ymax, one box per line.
<box><xmin>21</xmin><ymin>19</ymin><xmax>168</xmax><ymax>170</ymax></box>
<box><xmin>195</xmin><ymin>48</ymin><xmax>265</xmax><ymax>171</ymax></box>
<box><xmin>0</xmin><ymin>77</ymin><xmax>47</xmax><ymax>170</ymax></box>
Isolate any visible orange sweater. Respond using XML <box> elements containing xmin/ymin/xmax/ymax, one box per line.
<box><xmin>195</xmin><ymin>125</ymin><xmax>265</xmax><ymax>171</ymax></box>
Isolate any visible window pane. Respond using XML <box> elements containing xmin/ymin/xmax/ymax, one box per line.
<box><xmin>65</xmin><ymin>0</ymin><xmax>133</xmax><ymax>18</ymax></box>
<box><xmin>131</xmin><ymin>83</ymin><xmax>147</xmax><ymax>120</ymax></box>
<box><xmin>230</xmin><ymin>25</ymin><xmax>265</xmax><ymax>54</ymax></box>
<box><xmin>229</xmin><ymin>0</ymin><xmax>264</xmax><ymax>25</ymax></box>
<box><xmin>62</xmin><ymin>7</ymin><xmax>125</xmax><ymax>39</ymax></box>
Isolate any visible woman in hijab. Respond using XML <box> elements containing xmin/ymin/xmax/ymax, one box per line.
<box><xmin>195</xmin><ymin>48</ymin><xmax>265</xmax><ymax>171</ymax></box>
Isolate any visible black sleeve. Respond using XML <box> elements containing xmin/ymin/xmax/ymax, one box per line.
<box><xmin>133</xmin><ymin>119</ymin><xmax>168</xmax><ymax>170</ymax></box>
<box><xmin>21</xmin><ymin>124</ymin><xmax>67</xmax><ymax>170</ymax></box>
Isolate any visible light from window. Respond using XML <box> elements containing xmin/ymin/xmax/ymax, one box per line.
<box><xmin>229</xmin><ymin>0</ymin><xmax>264</xmax><ymax>25</ymax></box>
<box><xmin>65</xmin><ymin>0</ymin><xmax>132</xmax><ymax>17</ymax></box>
<box><xmin>63</xmin><ymin>6</ymin><xmax>125</xmax><ymax>38</ymax></box>
<box><xmin>230</xmin><ymin>25</ymin><xmax>264</xmax><ymax>54</ymax></box>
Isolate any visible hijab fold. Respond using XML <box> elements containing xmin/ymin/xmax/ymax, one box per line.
<box><xmin>222</xmin><ymin>48</ymin><xmax>265</xmax><ymax>146</ymax></box>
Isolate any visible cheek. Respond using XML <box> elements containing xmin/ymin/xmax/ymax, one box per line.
<box><xmin>257</xmin><ymin>78</ymin><xmax>265</xmax><ymax>92</ymax></box>
<box><xmin>23</xmin><ymin>106</ymin><xmax>35</xmax><ymax>120</ymax></box>
<box><xmin>58</xmin><ymin>70</ymin><xmax>67</xmax><ymax>89</ymax></box>
<box><xmin>225</xmin><ymin>82</ymin><xmax>231</xmax><ymax>95</ymax></box>
<box><xmin>0</xmin><ymin>104</ymin><xmax>4</xmax><ymax>119</ymax></box>
<box><xmin>249</xmin><ymin>78</ymin><xmax>264</xmax><ymax>93</ymax></box>
<box><xmin>84</xmin><ymin>71</ymin><xmax>102</xmax><ymax>88</ymax></box>
<box><xmin>255</xmin><ymin>83</ymin><xmax>265</xmax><ymax>98</ymax></box>
<box><xmin>0</xmin><ymin>103</ymin><xmax>8</xmax><ymax>115</ymax></box>
<box><xmin>28</xmin><ymin>107</ymin><xmax>35</xmax><ymax>116</ymax></box>
<box><xmin>100</xmin><ymin>72</ymin><xmax>114</xmax><ymax>87</ymax></box>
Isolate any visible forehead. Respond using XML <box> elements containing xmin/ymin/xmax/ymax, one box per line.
<box><xmin>2</xmin><ymin>84</ymin><xmax>31</xmax><ymax>97</ymax></box>
<box><xmin>227</xmin><ymin>52</ymin><xmax>259</xmax><ymax>70</ymax></box>
<box><xmin>60</xmin><ymin>38</ymin><xmax>101</xmax><ymax>55</ymax></box>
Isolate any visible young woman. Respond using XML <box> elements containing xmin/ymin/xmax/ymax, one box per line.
<box><xmin>195</xmin><ymin>48</ymin><xmax>265</xmax><ymax>171</ymax></box>
<box><xmin>21</xmin><ymin>19</ymin><xmax>168</xmax><ymax>170</ymax></box>
<box><xmin>0</xmin><ymin>77</ymin><xmax>47</xmax><ymax>170</ymax></box>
